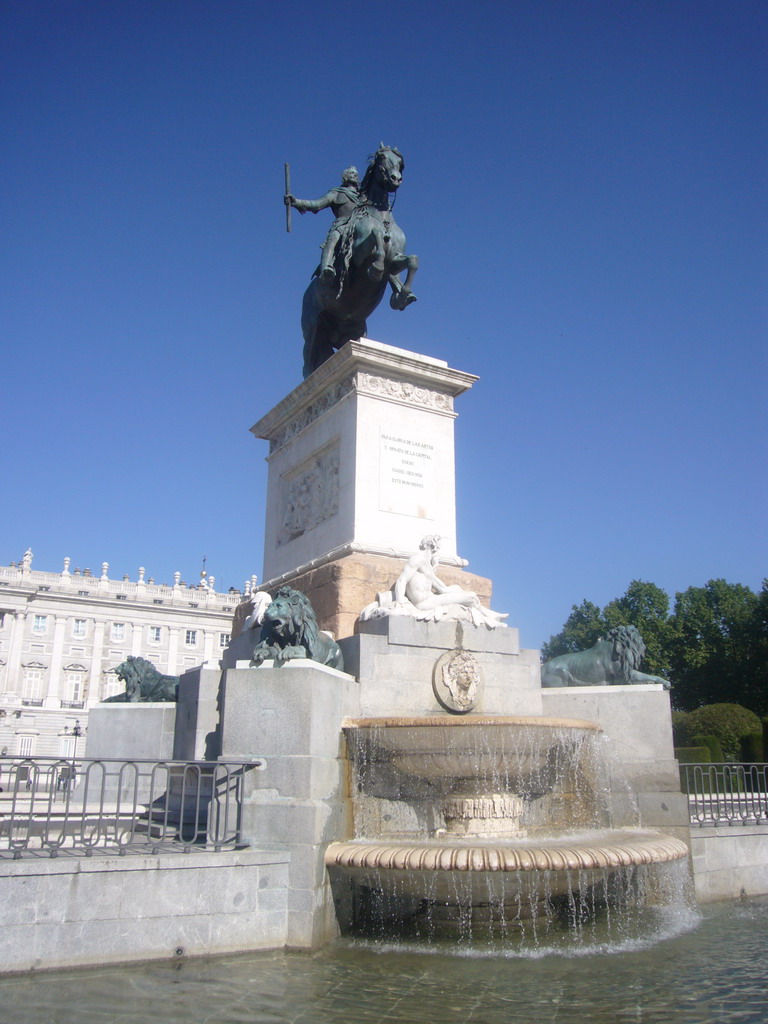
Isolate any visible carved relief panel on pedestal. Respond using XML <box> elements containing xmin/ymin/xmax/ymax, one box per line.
<box><xmin>278</xmin><ymin>444</ymin><xmax>340</xmax><ymax>547</ymax></box>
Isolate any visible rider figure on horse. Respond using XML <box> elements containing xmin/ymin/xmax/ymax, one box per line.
<box><xmin>288</xmin><ymin>146</ymin><xmax>419</xmax><ymax>378</ymax></box>
<box><xmin>284</xmin><ymin>166</ymin><xmax>363</xmax><ymax>283</ymax></box>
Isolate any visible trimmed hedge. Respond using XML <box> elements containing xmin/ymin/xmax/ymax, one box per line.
<box><xmin>676</xmin><ymin>745</ymin><xmax>711</xmax><ymax>793</ymax></box>
<box><xmin>675</xmin><ymin>745</ymin><xmax>710</xmax><ymax>764</ymax></box>
<box><xmin>676</xmin><ymin>703</ymin><xmax>762</xmax><ymax>761</ymax></box>
<box><xmin>691</xmin><ymin>733</ymin><xmax>724</xmax><ymax>762</ymax></box>
<box><xmin>739</xmin><ymin>732</ymin><xmax>764</xmax><ymax>762</ymax></box>
<box><xmin>671</xmin><ymin>710</ymin><xmax>689</xmax><ymax>746</ymax></box>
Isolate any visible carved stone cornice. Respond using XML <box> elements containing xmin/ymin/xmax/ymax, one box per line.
<box><xmin>268</xmin><ymin>378</ymin><xmax>354</xmax><ymax>453</ymax></box>
<box><xmin>254</xmin><ymin>337</ymin><xmax>476</xmax><ymax>454</ymax></box>
<box><xmin>266</xmin><ymin>370</ymin><xmax>455</xmax><ymax>453</ymax></box>
<box><xmin>354</xmin><ymin>372</ymin><xmax>453</xmax><ymax>413</ymax></box>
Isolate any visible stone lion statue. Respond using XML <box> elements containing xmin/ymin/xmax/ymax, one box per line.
<box><xmin>540</xmin><ymin>625</ymin><xmax>671</xmax><ymax>690</ymax></box>
<box><xmin>103</xmin><ymin>656</ymin><xmax>179</xmax><ymax>702</ymax></box>
<box><xmin>250</xmin><ymin>586</ymin><xmax>344</xmax><ymax>671</ymax></box>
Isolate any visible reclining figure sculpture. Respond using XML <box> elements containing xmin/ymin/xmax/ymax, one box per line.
<box><xmin>360</xmin><ymin>536</ymin><xmax>508</xmax><ymax>629</ymax></box>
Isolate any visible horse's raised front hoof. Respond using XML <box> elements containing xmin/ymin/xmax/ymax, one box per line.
<box><xmin>390</xmin><ymin>290</ymin><xmax>417</xmax><ymax>310</ymax></box>
<box><xmin>320</xmin><ymin>266</ymin><xmax>336</xmax><ymax>283</ymax></box>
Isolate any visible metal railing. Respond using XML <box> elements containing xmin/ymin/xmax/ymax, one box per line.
<box><xmin>682</xmin><ymin>763</ymin><xmax>768</xmax><ymax>827</ymax></box>
<box><xmin>0</xmin><ymin>755</ymin><xmax>261</xmax><ymax>859</ymax></box>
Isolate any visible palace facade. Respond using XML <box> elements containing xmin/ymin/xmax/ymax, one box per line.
<box><xmin>0</xmin><ymin>551</ymin><xmax>251</xmax><ymax>757</ymax></box>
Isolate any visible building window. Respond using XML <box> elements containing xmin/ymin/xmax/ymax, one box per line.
<box><xmin>22</xmin><ymin>667</ymin><xmax>44</xmax><ymax>700</ymax></box>
<box><xmin>116</xmin><ymin>594</ymin><xmax>127</xmax><ymax>601</ymax></box>
<box><xmin>72</xmin><ymin>619</ymin><xmax>86</xmax><ymax>638</ymax></box>
<box><xmin>66</xmin><ymin>672</ymin><xmax>84</xmax><ymax>702</ymax></box>
<box><xmin>111</xmin><ymin>623</ymin><xmax>125</xmax><ymax>642</ymax></box>
<box><xmin>60</xmin><ymin>736</ymin><xmax>76</xmax><ymax>758</ymax></box>
<box><xmin>185</xmin><ymin>629</ymin><xmax>197</xmax><ymax>646</ymax></box>
<box><xmin>33</xmin><ymin>615</ymin><xmax>48</xmax><ymax>634</ymax></box>
<box><xmin>102</xmin><ymin>673</ymin><xmax>123</xmax><ymax>701</ymax></box>
<box><xmin>149</xmin><ymin>626</ymin><xmax>162</xmax><ymax>644</ymax></box>
<box><xmin>219</xmin><ymin>633</ymin><xmax>231</xmax><ymax>648</ymax></box>
<box><xmin>18</xmin><ymin>735</ymin><xmax>36</xmax><ymax>757</ymax></box>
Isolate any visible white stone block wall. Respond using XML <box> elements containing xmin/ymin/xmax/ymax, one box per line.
<box><xmin>0</xmin><ymin>848</ymin><xmax>289</xmax><ymax>974</ymax></box>
<box><xmin>343</xmin><ymin>618</ymin><xmax>543</xmax><ymax>718</ymax></box>
<box><xmin>220</xmin><ymin>662</ymin><xmax>360</xmax><ymax>948</ymax></box>
<box><xmin>690</xmin><ymin>827</ymin><xmax>768</xmax><ymax>901</ymax></box>
<box><xmin>540</xmin><ymin>685</ymin><xmax>690</xmax><ymax>835</ymax></box>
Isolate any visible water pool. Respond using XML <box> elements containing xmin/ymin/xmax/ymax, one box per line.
<box><xmin>1</xmin><ymin>898</ymin><xmax>766</xmax><ymax>1024</ymax></box>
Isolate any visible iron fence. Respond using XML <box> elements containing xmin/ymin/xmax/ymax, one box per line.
<box><xmin>682</xmin><ymin>763</ymin><xmax>768</xmax><ymax>826</ymax></box>
<box><xmin>0</xmin><ymin>755</ymin><xmax>261</xmax><ymax>859</ymax></box>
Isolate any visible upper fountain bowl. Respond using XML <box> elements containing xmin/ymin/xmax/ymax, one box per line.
<box><xmin>343</xmin><ymin>716</ymin><xmax>603</xmax><ymax>799</ymax></box>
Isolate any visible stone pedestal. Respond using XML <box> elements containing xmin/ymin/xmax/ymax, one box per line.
<box><xmin>85</xmin><ymin>703</ymin><xmax>177</xmax><ymax>761</ymax></box>
<box><xmin>173</xmin><ymin>667</ymin><xmax>223</xmax><ymax>761</ymax></box>
<box><xmin>254</xmin><ymin>550</ymin><xmax>493</xmax><ymax>643</ymax></box>
<box><xmin>252</xmin><ymin>338</ymin><xmax>477</xmax><ymax>583</ymax></box>
<box><xmin>219</xmin><ymin>661</ymin><xmax>360</xmax><ymax>948</ymax></box>
<box><xmin>341</xmin><ymin>617</ymin><xmax>543</xmax><ymax>718</ymax></box>
<box><xmin>540</xmin><ymin>685</ymin><xmax>690</xmax><ymax>845</ymax></box>
<box><xmin>85</xmin><ymin>703</ymin><xmax>179</xmax><ymax>805</ymax></box>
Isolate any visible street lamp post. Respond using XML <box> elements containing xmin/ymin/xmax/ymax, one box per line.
<box><xmin>71</xmin><ymin>720</ymin><xmax>83</xmax><ymax>758</ymax></box>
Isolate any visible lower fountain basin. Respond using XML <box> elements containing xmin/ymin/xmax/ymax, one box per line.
<box><xmin>326</xmin><ymin>829</ymin><xmax>689</xmax><ymax>876</ymax></box>
<box><xmin>326</xmin><ymin>830</ymin><xmax>690</xmax><ymax>940</ymax></box>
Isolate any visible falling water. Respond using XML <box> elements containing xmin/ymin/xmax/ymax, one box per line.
<box><xmin>326</xmin><ymin>717</ymin><xmax>692</xmax><ymax>949</ymax></box>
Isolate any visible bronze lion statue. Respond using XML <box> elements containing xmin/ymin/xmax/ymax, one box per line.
<box><xmin>103</xmin><ymin>656</ymin><xmax>179</xmax><ymax>702</ymax></box>
<box><xmin>250</xmin><ymin>586</ymin><xmax>344</xmax><ymax>671</ymax></box>
<box><xmin>540</xmin><ymin>625</ymin><xmax>670</xmax><ymax>690</ymax></box>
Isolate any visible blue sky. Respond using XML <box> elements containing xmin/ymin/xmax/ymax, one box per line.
<box><xmin>2</xmin><ymin>0</ymin><xmax>765</xmax><ymax>649</ymax></box>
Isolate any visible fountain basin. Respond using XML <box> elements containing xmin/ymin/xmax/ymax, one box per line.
<box><xmin>326</xmin><ymin>829</ymin><xmax>689</xmax><ymax>875</ymax></box>
<box><xmin>332</xmin><ymin>716</ymin><xmax>691</xmax><ymax>943</ymax></box>
<box><xmin>326</xmin><ymin>830</ymin><xmax>690</xmax><ymax>939</ymax></box>
<box><xmin>344</xmin><ymin>715</ymin><xmax>601</xmax><ymax>794</ymax></box>
<box><xmin>343</xmin><ymin>715</ymin><xmax>607</xmax><ymax>837</ymax></box>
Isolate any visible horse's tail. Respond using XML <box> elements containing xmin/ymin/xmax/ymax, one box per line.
<box><xmin>301</xmin><ymin>280</ymin><xmax>334</xmax><ymax>378</ymax></box>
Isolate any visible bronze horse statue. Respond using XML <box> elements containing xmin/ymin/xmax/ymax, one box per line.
<box><xmin>299</xmin><ymin>146</ymin><xmax>418</xmax><ymax>378</ymax></box>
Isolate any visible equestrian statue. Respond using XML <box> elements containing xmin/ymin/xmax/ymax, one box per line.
<box><xmin>284</xmin><ymin>145</ymin><xmax>418</xmax><ymax>378</ymax></box>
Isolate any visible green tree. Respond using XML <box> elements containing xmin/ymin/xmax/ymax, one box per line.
<box><xmin>541</xmin><ymin>600</ymin><xmax>606</xmax><ymax>661</ymax></box>
<box><xmin>542</xmin><ymin>581</ymin><xmax>673</xmax><ymax>676</ymax></box>
<box><xmin>543</xmin><ymin>578</ymin><xmax>767</xmax><ymax>714</ymax></box>
<box><xmin>669</xmin><ymin>580</ymin><xmax>765</xmax><ymax>714</ymax></box>
<box><xmin>750</xmin><ymin>579</ymin><xmax>768</xmax><ymax>710</ymax></box>
<box><xmin>603</xmin><ymin>580</ymin><xmax>673</xmax><ymax>677</ymax></box>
